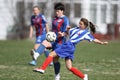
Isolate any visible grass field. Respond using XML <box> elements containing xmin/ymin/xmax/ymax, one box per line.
<box><xmin>0</xmin><ymin>40</ymin><xmax>120</xmax><ymax>80</ymax></box>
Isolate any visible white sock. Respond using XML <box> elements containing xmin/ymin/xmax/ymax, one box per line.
<box><xmin>33</xmin><ymin>52</ymin><xmax>40</xmax><ymax>60</ymax></box>
<box><xmin>55</xmin><ymin>73</ymin><xmax>60</xmax><ymax>79</ymax></box>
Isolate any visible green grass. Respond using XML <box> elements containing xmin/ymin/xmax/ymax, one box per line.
<box><xmin>0</xmin><ymin>40</ymin><xmax>120</xmax><ymax>80</ymax></box>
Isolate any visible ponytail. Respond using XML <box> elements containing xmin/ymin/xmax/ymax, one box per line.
<box><xmin>89</xmin><ymin>22</ymin><xmax>96</xmax><ymax>34</ymax></box>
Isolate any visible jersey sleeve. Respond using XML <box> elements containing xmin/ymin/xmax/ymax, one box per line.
<box><xmin>63</xmin><ymin>17</ymin><xmax>70</xmax><ymax>32</ymax></box>
<box><xmin>84</xmin><ymin>32</ymin><xmax>95</xmax><ymax>42</ymax></box>
<box><xmin>41</xmin><ymin>15</ymin><xmax>47</xmax><ymax>24</ymax></box>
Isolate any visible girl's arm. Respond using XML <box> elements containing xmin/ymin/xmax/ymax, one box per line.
<box><xmin>29</xmin><ymin>26</ymin><xmax>33</xmax><ymax>39</ymax></box>
<box><xmin>58</xmin><ymin>17</ymin><xmax>71</xmax><ymax>37</ymax></box>
<box><xmin>58</xmin><ymin>26</ymin><xmax>71</xmax><ymax>37</ymax></box>
<box><xmin>93</xmin><ymin>39</ymin><xmax>108</xmax><ymax>45</ymax></box>
<box><xmin>45</xmin><ymin>23</ymin><xmax>49</xmax><ymax>33</ymax></box>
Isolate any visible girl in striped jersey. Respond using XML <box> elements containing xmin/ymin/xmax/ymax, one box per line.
<box><xmin>29</xmin><ymin>6</ymin><xmax>50</xmax><ymax>66</ymax></box>
<box><xmin>33</xmin><ymin>18</ymin><xmax>108</xmax><ymax>80</ymax></box>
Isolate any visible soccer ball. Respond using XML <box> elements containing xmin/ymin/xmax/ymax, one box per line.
<box><xmin>46</xmin><ymin>32</ymin><xmax>57</xmax><ymax>42</ymax></box>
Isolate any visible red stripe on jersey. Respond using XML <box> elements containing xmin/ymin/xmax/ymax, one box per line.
<box><xmin>53</xmin><ymin>19</ymin><xmax>58</xmax><ymax>32</ymax></box>
<box><xmin>35</xmin><ymin>20</ymin><xmax>39</xmax><ymax>36</ymax></box>
<box><xmin>57</xmin><ymin>19</ymin><xmax>64</xmax><ymax>32</ymax></box>
<box><xmin>58</xmin><ymin>37</ymin><xmax>62</xmax><ymax>44</ymax></box>
<box><xmin>36</xmin><ymin>18</ymin><xmax>42</xmax><ymax>36</ymax></box>
<box><xmin>57</xmin><ymin>19</ymin><xmax>64</xmax><ymax>44</ymax></box>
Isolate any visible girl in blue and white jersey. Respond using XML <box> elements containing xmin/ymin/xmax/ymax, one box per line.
<box><xmin>34</xmin><ymin>18</ymin><xmax>108</xmax><ymax>80</ymax></box>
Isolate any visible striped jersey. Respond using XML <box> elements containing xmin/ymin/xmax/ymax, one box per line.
<box><xmin>31</xmin><ymin>13</ymin><xmax>47</xmax><ymax>37</ymax></box>
<box><xmin>69</xmin><ymin>27</ymin><xmax>95</xmax><ymax>44</ymax></box>
<box><xmin>52</xmin><ymin>15</ymin><xmax>69</xmax><ymax>44</ymax></box>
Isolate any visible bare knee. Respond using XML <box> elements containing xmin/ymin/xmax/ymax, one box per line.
<box><xmin>66</xmin><ymin>66</ymin><xmax>72</xmax><ymax>71</ymax></box>
<box><xmin>49</xmin><ymin>51</ymin><xmax>58</xmax><ymax>57</ymax></box>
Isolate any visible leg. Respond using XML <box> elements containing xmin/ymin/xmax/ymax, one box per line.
<box><xmin>42</xmin><ymin>40</ymin><xmax>53</xmax><ymax>66</ymax></box>
<box><xmin>30</xmin><ymin>44</ymin><xmax>40</xmax><ymax>60</ymax></box>
<box><xmin>44</xmin><ymin>49</ymin><xmax>49</xmax><ymax>57</ymax></box>
<box><xmin>33</xmin><ymin>51</ymin><xmax>58</xmax><ymax>73</ymax></box>
<box><xmin>53</xmin><ymin>56</ymin><xmax>60</xmax><ymax>80</ymax></box>
<box><xmin>65</xmin><ymin>58</ymin><xmax>87</xmax><ymax>80</ymax></box>
<box><xmin>29</xmin><ymin>44</ymin><xmax>40</xmax><ymax>66</ymax></box>
<box><xmin>35</xmin><ymin>40</ymin><xmax>52</xmax><ymax>53</ymax></box>
<box><xmin>44</xmin><ymin>49</ymin><xmax>53</xmax><ymax>66</ymax></box>
<box><xmin>33</xmin><ymin>40</ymin><xmax>52</xmax><ymax>60</ymax></box>
<box><xmin>29</xmin><ymin>40</ymin><xmax>52</xmax><ymax>66</ymax></box>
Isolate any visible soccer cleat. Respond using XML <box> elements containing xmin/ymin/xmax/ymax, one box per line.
<box><xmin>55</xmin><ymin>73</ymin><xmax>60</xmax><ymax>80</ymax></box>
<box><xmin>83</xmin><ymin>74</ymin><xmax>88</xmax><ymax>80</ymax></box>
<box><xmin>29</xmin><ymin>60</ymin><xmax>36</xmax><ymax>66</ymax></box>
<box><xmin>33</xmin><ymin>68</ymin><xmax>45</xmax><ymax>74</ymax></box>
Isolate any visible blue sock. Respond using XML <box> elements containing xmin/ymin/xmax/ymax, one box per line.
<box><xmin>54</xmin><ymin>62</ymin><xmax>60</xmax><ymax>75</ymax></box>
<box><xmin>35</xmin><ymin>44</ymin><xmax>45</xmax><ymax>55</ymax></box>
<box><xmin>44</xmin><ymin>50</ymin><xmax>49</xmax><ymax>57</ymax></box>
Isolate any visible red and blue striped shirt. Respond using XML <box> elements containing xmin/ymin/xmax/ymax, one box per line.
<box><xmin>52</xmin><ymin>15</ymin><xmax>69</xmax><ymax>44</ymax></box>
<box><xmin>31</xmin><ymin>13</ymin><xmax>47</xmax><ymax>37</ymax></box>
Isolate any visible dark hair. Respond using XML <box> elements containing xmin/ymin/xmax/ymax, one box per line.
<box><xmin>54</xmin><ymin>3</ymin><xmax>65</xmax><ymax>11</ymax></box>
<box><xmin>89</xmin><ymin>21</ymin><xmax>96</xmax><ymax>34</ymax></box>
<box><xmin>80</xmin><ymin>18</ymin><xmax>96</xmax><ymax>34</ymax></box>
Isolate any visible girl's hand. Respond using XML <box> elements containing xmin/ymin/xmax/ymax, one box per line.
<box><xmin>94</xmin><ymin>39</ymin><xmax>109</xmax><ymax>45</ymax></box>
<box><xmin>58</xmin><ymin>32</ymin><xmax>64</xmax><ymax>37</ymax></box>
<box><xmin>102</xmin><ymin>41</ymin><xmax>108</xmax><ymax>45</ymax></box>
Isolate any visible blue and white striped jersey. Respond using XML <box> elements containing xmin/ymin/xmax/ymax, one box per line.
<box><xmin>69</xmin><ymin>27</ymin><xmax>95</xmax><ymax>44</ymax></box>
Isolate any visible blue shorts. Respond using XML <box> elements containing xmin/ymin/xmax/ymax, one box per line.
<box><xmin>55</xmin><ymin>41</ymin><xmax>75</xmax><ymax>60</ymax></box>
<box><xmin>35</xmin><ymin>34</ymin><xmax>46</xmax><ymax>44</ymax></box>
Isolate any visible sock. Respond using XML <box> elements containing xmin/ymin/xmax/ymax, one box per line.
<box><xmin>39</xmin><ymin>56</ymin><xmax>53</xmax><ymax>70</ymax></box>
<box><xmin>36</xmin><ymin>44</ymin><xmax>45</xmax><ymax>55</ymax></box>
<box><xmin>44</xmin><ymin>49</ymin><xmax>49</xmax><ymax>57</ymax></box>
<box><xmin>69</xmin><ymin>67</ymin><xmax>85</xmax><ymax>79</ymax></box>
<box><xmin>33</xmin><ymin>52</ymin><xmax>40</xmax><ymax>60</ymax></box>
<box><xmin>44</xmin><ymin>50</ymin><xmax>53</xmax><ymax>65</ymax></box>
<box><xmin>54</xmin><ymin>62</ymin><xmax>60</xmax><ymax>75</ymax></box>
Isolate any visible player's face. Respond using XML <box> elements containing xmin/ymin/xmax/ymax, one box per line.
<box><xmin>55</xmin><ymin>10</ymin><xmax>64</xmax><ymax>17</ymax></box>
<box><xmin>79</xmin><ymin>21</ymin><xmax>86</xmax><ymax>29</ymax></box>
<box><xmin>33</xmin><ymin>7</ymin><xmax>40</xmax><ymax>16</ymax></box>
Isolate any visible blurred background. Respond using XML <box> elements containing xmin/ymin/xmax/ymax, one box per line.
<box><xmin>0</xmin><ymin>0</ymin><xmax>120</xmax><ymax>40</ymax></box>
